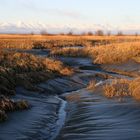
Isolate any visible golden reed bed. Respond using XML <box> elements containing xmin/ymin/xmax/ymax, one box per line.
<box><xmin>0</xmin><ymin>34</ymin><xmax>140</xmax><ymax>49</ymax></box>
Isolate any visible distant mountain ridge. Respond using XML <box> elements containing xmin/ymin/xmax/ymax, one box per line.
<box><xmin>0</xmin><ymin>21</ymin><xmax>139</xmax><ymax>34</ymax></box>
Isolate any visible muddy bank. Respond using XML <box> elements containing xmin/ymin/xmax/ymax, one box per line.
<box><xmin>38</xmin><ymin>77</ymin><xmax>84</xmax><ymax>95</ymax></box>
<box><xmin>1</xmin><ymin>48</ymin><xmax>140</xmax><ymax>140</ymax></box>
<box><xmin>0</xmin><ymin>88</ymin><xmax>66</xmax><ymax>140</ymax></box>
<box><xmin>0</xmin><ymin>69</ymin><xmax>91</xmax><ymax>139</ymax></box>
<box><xmin>58</xmin><ymin>57</ymin><xmax>92</xmax><ymax>68</ymax></box>
<box><xmin>102</xmin><ymin>60</ymin><xmax>140</xmax><ymax>77</ymax></box>
<box><xmin>56</xmin><ymin>87</ymin><xmax>140</xmax><ymax>140</ymax></box>
<box><xmin>57</xmin><ymin>51</ymin><xmax>140</xmax><ymax>78</ymax></box>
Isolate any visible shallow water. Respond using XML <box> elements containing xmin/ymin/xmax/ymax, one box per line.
<box><xmin>58</xmin><ymin>57</ymin><xmax>92</xmax><ymax>68</ymax></box>
<box><xmin>56</xmin><ymin>88</ymin><xmax>140</xmax><ymax>140</ymax></box>
<box><xmin>0</xmin><ymin>89</ymin><xmax>66</xmax><ymax>140</ymax></box>
<box><xmin>1</xmin><ymin>49</ymin><xmax>140</xmax><ymax>140</ymax></box>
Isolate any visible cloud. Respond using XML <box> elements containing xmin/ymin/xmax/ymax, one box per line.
<box><xmin>18</xmin><ymin>0</ymin><xmax>85</xmax><ymax>19</ymax></box>
<box><xmin>47</xmin><ymin>9</ymin><xmax>85</xmax><ymax>19</ymax></box>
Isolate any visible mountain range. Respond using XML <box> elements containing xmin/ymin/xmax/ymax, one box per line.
<box><xmin>0</xmin><ymin>21</ymin><xmax>139</xmax><ymax>34</ymax></box>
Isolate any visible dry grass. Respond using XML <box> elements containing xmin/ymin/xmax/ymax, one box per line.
<box><xmin>0</xmin><ymin>50</ymin><xmax>73</xmax><ymax>75</ymax></box>
<box><xmin>132</xmin><ymin>57</ymin><xmax>140</xmax><ymax>63</ymax></box>
<box><xmin>1</xmin><ymin>34</ymin><xmax>140</xmax><ymax>121</ymax></box>
<box><xmin>87</xmin><ymin>80</ymin><xmax>96</xmax><ymax>90</ymax></box>
<box><xmin>129</xmin><ymin>77</ymin><xmax>140</xmax><ymax>100</ymax></box>
<box><xmin>0</xmin><ymin>35</ymin><xmax>140</xmax><ymax>93</ymax></box>
<box><xmin>91</xmin><ymin>42</ymin><xmax>140</xmax><ymax>64</ymax></box>
<box><xmin>0</xmin><ymin>50</ymin><xmax>73</xmax><ymax>95</ymax></box>
<box><xmin>50</xmin><ymin>47</ymin><xmax>91</xmax><ymax>57</ymax></box>
<box><xmin>103</xmin><ymin>79</ymin><xmax>130</xmax><ymax>98</ymax></box>
<box><xmin>50</xmin><ymin>38</ymin><xmax>140</xmax><ymax>65</ymax></box>
<box><xmin>0</xmin><ymin>35</ymin><xmax>87</xmax><ymax>49</ymax></box>
<box><xmin>0</xmin><ymin>50</ymin><xmax>74</xmax><ymax>121</ymax></box>
<box><xmin>1</xmin><ymin>34</ymin><xmax>140</xmax><ymax>50</ymax></box>
<box><xmin>0</xmin><ymin>96</ymin><xmax>29</xmax><ymax>122</ymax></box>
<box><xmin>1</xmin><ymin>35</ymin><xmax>140</xmax><ymax>66</ymax></box>
<box><xmin>42</xmin><ymin>58</ymin><xmax>73</xmax><ymax>76</ymax></box>
<box><xmin>103</xmin><ymin>78</ymin><xmax>140</xmax><ymax>100</ymax></box>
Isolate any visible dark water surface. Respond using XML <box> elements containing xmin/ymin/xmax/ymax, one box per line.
<box><xmin>1</xmin><ymin>49</ymin><xmax>140</xmax><ymax>140</ymax></box>
<box><xmin>0</xmin><ymin>88</ymin><xmax>66</xmax><ymax>140</ymax></box>
<box><xmin>56</xmin><ymin>88</ymin><xmax>140</xmax><ymax>140</ymax></box>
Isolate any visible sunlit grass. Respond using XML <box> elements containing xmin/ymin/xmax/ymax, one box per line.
<box><xmin>91</xmin><ymin>42</ymin><xmax>140</xmax><ymax>64</ymax></box>
<box><xmin>103</xmin><ymin>79</ymin><xmax>130</xmax><ymax>98</ymax></box>
<box><xmin>103</xmin><ymin>78</ymin><xmax>140</xmax><ymax>100</ymax></box>
<box><xmin>0</xmin><ymin>50</ymin><xmax>73</xmax><ymax>95</ymax></box>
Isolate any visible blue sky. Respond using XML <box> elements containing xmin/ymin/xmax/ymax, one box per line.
<box><xmin>0</xmin><ymin>0</ymin><xmax>140</xmax><ymax>33</ymax></box>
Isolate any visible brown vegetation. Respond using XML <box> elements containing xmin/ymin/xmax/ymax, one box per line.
<box><xmin>87</xmin><ymin>80</ymin><xmax>96</xmax><ymax>90</ymax></box>
<box><xmin>91</xmin><ymin>42</ymin><xmax>140</xmax><ymax>64</ymax></box>
<box><xmin>0</xmin><ymin>50</ymin><xmax>73</xmax><ymax>95</ymax></box>
<box><xmin>103</xmin><ymin>79</ymin><xmax>130</xmax><ymax>98</ymax></box>
<box><xmin>50</xmin><ymin>47</ymin><xmax>90</xmax><ymax>57</ymax></box>
<box><xmin>0</xmin><ymin>35</ymin><xmax>86</xmax><ymax>49</ymax></box>
<box><xmin>49</xmin><ymin>37</ymin><xmax>140</xmax><ymax>65</ymax></box>
<box><xmin>129</xmin><ymin>77</ymin><xmax>140</xmax><ymax>100</ymax></box>
<box><xmin>0</xmin><ymin>34</ymin><xmax>140</xmax><ymax>50</ymax></box>
<box><xmin>0</xmin><ymin>96</ymin><xmax>29</xmax><ymax>122</ymax></box>
<box><xmin>103</xmin><ymin>78</ymin><xmax>140</xmax><ymax>100</ymax></box>
<box><xmin>0</xmin><ymin>50</ymin><xmax>73</xmax><ymax>121</ymax></box>
<box><xmin>52</xmin><ymin>41</ymin><xmax>140</xmax><ymax>64</ymax></box>
<box><xmin>0</xmin><ymin>34</ymin><xmax>140</xmax><ymax>121</ymax></box>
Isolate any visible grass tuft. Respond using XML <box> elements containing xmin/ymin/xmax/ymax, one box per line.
<box><xmin>103</xmin><ymin>79</ymin><xmax>130</xmax><ymax>98</ymax></box>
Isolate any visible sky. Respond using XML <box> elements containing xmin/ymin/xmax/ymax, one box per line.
<box><xmin>0</xmin><ymin>0</ymin><xmax>140</xmax><ymax>34</ymax></box>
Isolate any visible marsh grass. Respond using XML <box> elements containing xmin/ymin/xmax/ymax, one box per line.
<box><xmin>129</xmin><ymin>77</ymin><xmax>140</xmax><ymax>100</ymax></box>
<box><xmin>87</xmin><ymin>80</ymin><xmax>96</xmax><ymax>90</ymax></box>
<box><xmin>0</xmin><ymin>35</ymin><xmax>86</xmax><ymax>49</ymax></box>
<box><xmin>1</xmin><ymin>34</ymin><xmax>140</xmax><ymax>50</ymax></box>
<box><xmin>103</xmin><ymin>79</ymin><xmax>130</xmax><ymax>98</ymax></box>
<box><xmin>91</xmin><ymin>42</ymin><xmax>140</xmax><ymax>64</ymax></box>
<box><xmin>50</xmin><ymin>40</ymin><xmax>140</xmax><ymax>66</ymax></box>
<box><xmin>50</xmin><ymin>47</ymin><xmax>91</xmax><ymax>57</ymax></box>
<box><xmin>0</xmin><ymin>50</ymin><xmax>74</xmax><ymax>121</ymax></box>
<box><xmin>0</xmin><ymin>96</ymin><xmax>29</xmax><ymax>122</ymax></box>
<box><xmin>1</xmin><ymin>35</ymin><xmax>140</xmax><ymax>122</ymax></box>
<box><xmin>0</xmin><ymin>50</ymin><xmax>73</xmax><ymax>95</ymax></box>
<box><xmin>103</xmin><ymin>78</ymin><xmax>140</xmax><ymax>100</ymax></box>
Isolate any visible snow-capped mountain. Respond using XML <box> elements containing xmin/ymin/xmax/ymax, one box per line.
<box><xmin>0</xmin><ymin>21</ymin><xmax>139</xmax><ymax>34</ymax></box>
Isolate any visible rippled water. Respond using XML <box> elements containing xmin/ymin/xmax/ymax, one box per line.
<box><xmin>0</xmin><ymin>88</ymin><xmax>67</xmax><ymax>140</ymax></box>
<box><xmin>56</xmin><ymin>88</ymin><xmax>140</xmax><ymax>140</ymax></box>
<box><xmin>1</xmin><ymin>49</ymin><xmax>140</xmax><ymax>140</ymax></box>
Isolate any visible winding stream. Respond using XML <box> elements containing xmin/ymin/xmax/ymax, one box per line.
<box><xmin>1</xmin><ymin>49</ymin><xmax>140</xmax><ymax>140</ymax></box>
